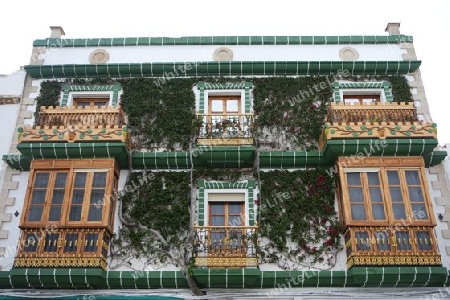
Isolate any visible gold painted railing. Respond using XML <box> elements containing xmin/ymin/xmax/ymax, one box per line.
<box><xmin>193</xmin><ymin>225</ymin><xmax>258</xmax><ymax>268</ymax></box>
<box><xmin>14</xmin><ymin>228</ymin><xmax>110</xmax><ymax>269</ymax></box>
<box><xmin>195</xmin><ymin>113</ymin><xmax>254</xmax><ymax>146</ymax></box>
<box><xmin>327</xmin><ymin>102</ymin><xmax>418</xmax><ymax>123</ymax></box>
<box><xmin>18</xmin><ymin>106</ymin><xmax>130</xmax><ymax>146</ymax></box>
<box><xmin>344</xmin><ymin>226</ymin><xmax>441</xmax><ymax>269</ymax></box>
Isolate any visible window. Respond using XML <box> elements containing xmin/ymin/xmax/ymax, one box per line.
<box><xmin>73</xmin><ymin>97</ymin><xmax>109</xmax><ymax>108</ymax></box>
<box><xmin>343</xmin><ymin>94</ymin><xmax>381</xmax><ymax>105</ymax></box>
<box><xmin>15</xmin><ymin>159</ymin><xmax>119</xmax><ymax>269</ymax></box>
<box><xmin>338</xmin><ymin>158</ymin><xmax>434</xmax><ymax>227</ymax></box>
<box><xmin>338</xmin><ymin>157</ymin><xmax>441</xmax><ymax>268</ymax></box>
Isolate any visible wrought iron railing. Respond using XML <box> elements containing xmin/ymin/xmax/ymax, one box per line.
<box><xmin>193</xmin><ymin>225</ymin><xmax>258</xmax><ymax>267</ymax></box>
<box><xmin>195</xmin><ymin>114</ymin><xmax>253</xmax><ymax>145</ymax></box>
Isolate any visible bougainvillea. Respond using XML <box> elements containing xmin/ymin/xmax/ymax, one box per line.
<box><xmin>257</xmin><ymin>169</ymin><xmax>342</xmax><ymax>269</ymax></box>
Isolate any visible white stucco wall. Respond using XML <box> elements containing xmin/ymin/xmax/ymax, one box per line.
<box><xmin>40</xmin><ymin>44</ymin><xmax>405</xmax><ymax>65</ymax></box>
<box><xmin>0</xmin><ymin>70</ymin><xmax>26</xmax><ymax>96</ymax></box>
<box><xmin>427</xmin><ymin>169</ymin><xmax>450</xmax><ymax>269</ymax></box>
<box><xmin>0</xmin><ymin>103</ymin><xmax>20</xmax><ymax>191</ymax></box>
<box><xmin>0</xmin><ymin>172</ymin><xmax>28</xmax><ymax>270</ymax></box>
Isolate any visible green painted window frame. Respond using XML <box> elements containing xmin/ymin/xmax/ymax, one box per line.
<box><xmin>60</xmin><ymin>84</ymin><xmax>122</xmax><ymax>107</ymax></box>
<box><xmin>197</xmin><ymin>179</ymin><xmax>256</xmax><ymax>226</ymax></box>
<box><xmin>332</xmin><ymin>81</ymin><xmax>393</xmax><ymax>103</ymax></box>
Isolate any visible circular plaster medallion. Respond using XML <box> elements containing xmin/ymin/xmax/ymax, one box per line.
<box><xmin>213</xmin><ymin>47</ymin><xmax>233</xmax><ymax>61</ymax></box>
<box><xmin>89</xmin><ymin>49</ymin><xmax>110</xmax><ymax>64</ymax></box>
<box><xmin>339</xmin><ymin>47</ymin><xmax>359</xmax><ymax>61</ymax></box>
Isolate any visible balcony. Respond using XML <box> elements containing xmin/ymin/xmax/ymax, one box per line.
<box><xmin>344</xmin><ymin>226</ymin><xmax>441</xmax><ymax>269</ymax></box>
<box><xmin>320</xmin><ymin>102</ymin><xmax>437</xmax><ymax>149</ymax></box>
<box><xmin>18</xmin><ymin>106</ymin><xmax>129</xmax><ymax>146</ymax></box>
<box><xmin>195</xmin><ymin>114</ymin><xmax>254</xmax><ymax>146</ymax></box>
<box><xmin>14</xmin><ymin>228</ymin><xmax>110</xmax><ymax>270</ymax></box>
<box><xmin>193</xmin><ymin>225</ymin><xmax>258</xmax><ymax>268</ymax></box>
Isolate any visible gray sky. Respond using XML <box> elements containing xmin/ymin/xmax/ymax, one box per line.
<box><xmin>1</xmin><ymin>0</ymin><xmax>449</xmax><ymax>144</ymax></box>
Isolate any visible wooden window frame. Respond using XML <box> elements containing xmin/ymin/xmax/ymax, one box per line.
<box><xmin>20</xmin><ymin>159</ymin><xmax>119</xmax><ymax>231</ymax></box>
<box><xmin>337</xmin><ymin>157</ymin><xmax>436</xmax><ymax>228</ymax></box>
<box><xmin>343</xmin><ymin>94</ymin><xmax>381</xmax><ymax>105</ymax></box>
<box><xmin>73</xmin><ymin>97</ymin><xmax>110</xmax><ymax>108</ymax></box>
<box><xmin>207</xmin><ymin>95</ymin><xmax>241</xmax><ymax>114</ymax></box>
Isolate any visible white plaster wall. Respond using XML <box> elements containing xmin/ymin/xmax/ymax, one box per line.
<box><xmin>426</xmin><ymin>169</ymin><xmax>450</xmax><ymax>269</ymax></box>
<box><xmin>0</xmin><ymin>70</ymin><xmax>26</xmax><ymax>96</ymax></box>
<box><xmin>0</xmin><ymin>172</ymin><xmax>28</xmax><ymax>271</ymax></box>
<box><xmin>40</xmin><ymin>44</ymin><xmax>405</xmax><ymax>65</ymax></box>
<box><xmin>0</xmin><ymin>103</ymin><xmax>20</xmax><ymax>191</ymax></box>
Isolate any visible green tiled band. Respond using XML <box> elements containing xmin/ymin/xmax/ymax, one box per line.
<box><xmin>2</xmin><ymin>267</ymin><xmax>447</xmax><ymax>289</ymax></box>
<box><xmin>332</xmin><ymin>81</ymin><xmax>393</xmax><ymax>102</ymax></box>
<box><xmin>33</xmin><ymin>35</ymin><xmax>413</xmax><ymax>48</ymax></box>
<box><xmin>24</xmin><ymin>61</ymin><xmax>421</xmax><ymax>79</ymax></box>
<box><xmin>61</xmin><ymin>84</ymin><xmax>122</xmax><ymax>106</ymax></box>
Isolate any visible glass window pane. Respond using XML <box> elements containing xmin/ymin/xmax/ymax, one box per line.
<box><xmin>389</xmin><ymin>187</ymin><xmax>403</xmax><ymax>202</ymax></box>
<box><xmin>349</xmin><ymin>188</ymin><xmax>364</xmax><ymax>202</ymax></box>
<box><xmin>88</xmin><ymin>206</ymin><xmax>102</xmax><ymax>221</ymax></box>
<box><xmin>405</xmin><ymin>170</ymin><xmax>421</xmax><ymax>185</ymax></box>
<box><xmin>367</xmin><ymin>173</ymin><xmax>380</xmax><ymax>185</ymax></box>
<box><xmin>27</xmin><ymin>206</ymin><xmax>43</xmax><ymax>221</ymax></box>
<box><xmin>387</xmin><ymin>171</ymin><xmax>400</xmax><ymax>185</ymax></box>
<box><xmin>211</xmin><ymin>204</ymin><xmax>225</xmax><ymax>214</ymax></box>
<box><xmin>226</xmin><ymin>100</ymin><xmax>239</xmax><ymax>112</ymax></box>
<box><xmin>34</xmin><ymin>173</ymin><xmax>49</xmax><ymax>188</ymax></box>
<box><xmin>90</xmin><ymin>189</ymin><xmax>105</xmax><ymax>203</ymax></box>
<box><xmin>211</xmin><ymin>100</ymin><xmax>223</xmax><ymax>112</ymax></box>
<box><xmin>393</xmin><ymin>204</ymin><xmax>406</xmax><ymax>219</ymax></box>
<box><xmin>54</xmin><ymin>173</ymin><xmax>67</xmax><ymax>188</ymax></box>
<box><xmin>74</xmin><ymin>173</ymin><xmax>87</xmax><ymax>188</ymax></box>
<box><xmin>48</xmin><ymin>206</ymin><xmax>62</xmax><ymax>221</ymax></box>
<box><xmin>372</xmin><ymin>204</ymin><xmax>385</xmax><ymax>220</ymax></box>
<box><xmin>228</xmin><ymin>216</ymin><xmax>242</xmax><ymax>226</ymax></box>
<box><xmin>69</xmin><ymin>206</ymin><xmax>82</xmax><ymax>221</ymax></box>
<box><xmin>412</xmin><ymin>204</ymin><xmax>428</xmax><ymax>219</ymax></box>
<box><xmin>351</xmin><ymin>205</ymin><xmax>366</xmax><ymax>220</ymax></box>
<box><xmin>51</xmin><ymin>190</ymin><xmax>65</xmax><ymax>204</ymax></box>
<box><xmin>92</xmin><ymin>172</ymin><xmax>107</xmax><ymax>187</ymax></box>
<box><xmin>31</xmin><ymin>190</ymin><xmax>46</xmax><ymax>204</ymax></box>
<box><xmin>211</xmin><ymin>216</ymin><xmax>225</xmax><ymax>226</ymax></box>
<box><xmin>346</xmin><ymin>173</ymin><xmax>361</xmax><ymax>185</ymax></box>
<box><xmin>71</xmin><ymin>190</ymin><xmax>85</xmax><ymax>204</ymax></box>
<box><xmin>229</xmin><ymin>203</ymin><xmax>242</xmax><ymax>214</ymax></box>
<box><xmin>369</xmin><ymin>187</ymin><xmax>382</xmax><ymax>202</ymax></box>
<box><xmin>409</xmin><ymin>187</ymin><xmax>424</xmax><ymax>202</ymax></box>
<box><xmin>94</xmin><ymin>101</ymin><xmax>107</xmax><ymax>107</ymax></box>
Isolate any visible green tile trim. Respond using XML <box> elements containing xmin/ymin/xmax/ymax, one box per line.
<box><xmin>333</xmin><ymin>81</ymin><xmax>393</xmax><ymax>103</ymax></box>
<box><xmin>33</xmin><ymin>35</ymin><xmax>413</xmax><ymax>48</ymax></box>
<box><xmin>203</xmin><ymin>181</ymin><xmax>248</xmax><ymax>189</ymax></box>
<box><xmin>197</xmin><ymin>180</ymin><xmax>205</xmax><ymax>225</ymax></box>
<box><xmin>16</xmin><ymin>142</ymin><xmax>129</xmax><ymax>169</ymax></box>
<box><xmin>24</xmin><ymin>61</ymin><xmax>422</xmax><ymax>79</ymax></box>
<box><xmin>2</xmin><ymin>266</ymin><xmax>448</xmax><ymax>289</ymax></box>
<box><xmin>131</xmin><ymin>146</ymin><xmax>256</xmax><ymax>169</ymax></box>
<box><xmin>248</xmin><ymin>186</ymin><xmax>255</xmax><ymax>225</ymax></box>
<box><xmin>60</xmin><ymin>84</ymin><xmax>122</xmax><ymax>107</ymax></box>
<box><xmin>2</xmin><ymin>154</ymin><xmax>31</xmax><ymax>171</ymax></box>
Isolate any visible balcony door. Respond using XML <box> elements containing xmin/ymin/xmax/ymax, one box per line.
<box><xmin>208</xmin><ymin>95</ymin><xmax>241</xmax><ymax>138</ymax></box>
<box><xmin>208</xmin><ymin>201</ymin><xmax>245</xmax><ymax>255</ymax></box>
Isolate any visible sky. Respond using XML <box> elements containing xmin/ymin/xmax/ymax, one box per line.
<box><xmin>1</xmin><ymin>0</ymin><xmax>449</xmax><ymax>145</ymax></box>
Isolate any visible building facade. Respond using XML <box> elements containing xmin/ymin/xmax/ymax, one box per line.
<box><xmin>0</xmin><ymin>23</ymin><xmax>449</xmax><ymax>299</ymax></box>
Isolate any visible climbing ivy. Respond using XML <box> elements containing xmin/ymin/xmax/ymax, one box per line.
<box><xmin>257</xmin><ymin>169</ymin><xmax>342</xmax><ymax>269</ymax></box>
<box><xmin>34</xmin><ymin>80</ymin><xmax>63</xmax><ymax>122</ymax></box>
